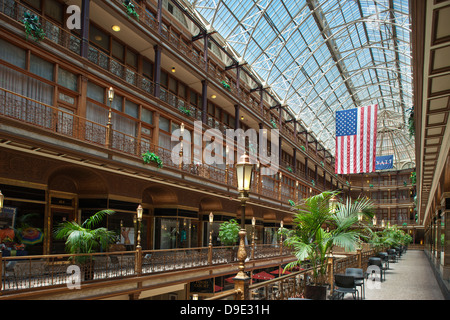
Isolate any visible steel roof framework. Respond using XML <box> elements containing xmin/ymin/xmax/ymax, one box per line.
<box><xmin>189</xmin><ymin>0</ymin><xmax>415</xmax><ymax>168</ymax></box>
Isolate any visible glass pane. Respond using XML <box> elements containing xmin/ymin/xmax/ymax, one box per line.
<box><xmin>112</xmin><ymin>40</ymin><xmax>124</xmax><ymax>61</ymax></box>
<box><xmin>57</xmin><ymin>68</ymin><xmax>78</xmax><ymax>91</ymax></box>
<box><xmin>141</xmin><ymin>108</ymin><xmax>153</xmax><ymax>124</ymax></box>
<box><xmin>86</xmin><ymin>81</ymin><xmax>104</xmax><ymax>103</ymax></box>
<box><xmin>126</xmin><ymin>49</ymin><xmax>137</xmax><ymax>68</ymax></box>
<box><xmin>89</xmin><ymin>25</ymin><xmax>109</xmax><ymax>51</ymax></box>
<box><xmin>159</xmin><ymin>116</ymin><xmax>170</xmax><ymax>132</ymax></box>
<box><xmin>125</xmin><ymin>100</ymin><xmax>139</xmax><ymax>118</ymax></box>
<box><xmin>0</xmin><ymin>39</ymin><xmax>26</xmax><ymax>69</ymax></box>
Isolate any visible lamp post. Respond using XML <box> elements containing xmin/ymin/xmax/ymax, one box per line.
<box><xmin>136</xmin><ymin>204</ymin><xmax>143</xmax><ymax>248</ymax></box>
<box><xmin>234</xmin><ymin>154</ymin><xmax>254</xmax><ymax>300</ymax></box>
<box><xmin>279</xmin><ymin>220</ymin><xmax>284</xmax><ymax>255</ymax></box>
<box><xmin>0</xmin><ymin>190</ymin><xmax>4</xmax><ymax>213</ymax></box>
<box><xmin>106</xmin><ymin>87</ymin><xmax>114</xmax><ymax>148</ymax></box>
<box><xmin>135</xmin><ymin>204</ymin><xmax>143</xmax><ymax>275</ymax></box>
<box><xmin>208</xmin><ymin>212</ymin><xmax>214</xmax><ymax>265</ymax></box>
<box><xmin>251</xmin><ymin>217</ymin><xmax>255</xmax><ymax>260</ymax></box>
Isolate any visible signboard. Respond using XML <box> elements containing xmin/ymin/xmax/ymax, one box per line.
<box><xmin>375</xmin><ymin>155</ymin><xmax>394</xmax><ymax>170</ymax></box>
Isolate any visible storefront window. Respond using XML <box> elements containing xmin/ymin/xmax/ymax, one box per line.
<box><xmin>0</xmin><ymin>185</ymin><xmax>45</xmax><ymax>256</ymax></box>
<box><xmin>264</xmin><ymin>227</ymin><xmax>280</xmax><ymax>245</ymax></box>
<box><xmin>155</xmin><ymin>217</ymin><xmax>198</xmax><ymax>249</ymax></box>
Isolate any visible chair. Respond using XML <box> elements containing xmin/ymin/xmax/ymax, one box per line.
<box><xmin>367</xmin><ymin>257</ymin><xmax>386</xmax><ymax>282</ymax></box>
<box><xmin>333</xmin><ymin>274</ymin><xmax>359</xmax><ymax>300</ymax></box>
<box><xmin>345</xmin><ymin>268</ymin><xmax>365</xmax><ymax>299</ymax></box>
<box><xmin>387</xmin><ymin>249</ymin><xmax>398</xmax><ymax>263</ymax></box>
<box><xmin>378</xmin><ymin>252</ymin><xmax>389</xmax><ymax>269</ymax></box>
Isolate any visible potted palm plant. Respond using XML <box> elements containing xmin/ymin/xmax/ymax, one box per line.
<box><xmin>218</xmin><ymin>219</ymin><xmax>240</xmax><ymax>262</ymax></box>
<box><xmin>53</xmin><ymin>209</ymin><xmax>117</xmax><ymax>280</ymax></box>
<box><xmin>284</xmin><ymin>191</ymin><xmax>373</xmax><ymax>300</ymax></box>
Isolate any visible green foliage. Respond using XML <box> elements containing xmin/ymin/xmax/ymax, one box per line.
<box><xmin>270</xmin><ymin>119</ymin><xmax>277</xmax><ymax>129</ymax></box>
<box><xmin>179</xmin><ymin>106</ymin><xmax>191</xmax><ymax>116</ymax></box>
<box><xmin>142</xmin><ymin>151</ymin><xmax>163</xmax><ymax>168</ymax></box>
<box><xmin>22</xmin><ymin>12</ymin><xmax>45</xmax><ymax>42</ymax></box>
<box><xmin>221</xmin><ymin>80</ymin><xmax>231</xmax><ymax>91</ymax></box>
<box><xmin>300</xmin><ymin>145</ymin><xmax>306</xmax><ymax>152</ymax></box>
<box><xmin>407</xmin><ymin>107</ymin><xmax>415</xmax><ymax>138</ymax></box>
<box><xmin>369</xmin><ymin>225</ymin><xmax>412</xmax><ymax>250</ymax></box>
<box><xmin>284</xmin><ymin>191</ymin><xmax>374</xmax><ymax>285</ymax></box>
<box><xmin>218</xmin><ymin>219</ymin><xmax>240</xmax><ymax>246</ymax></box>
<box><xmin>410</xmin><ymin>172</ymin><xmax>416</xmax><ymax>185</ymax></box>
<box><xmin>123</xmin><ymin>0</ymin><xmax>139</xmax><ymax>20</ymax></box>
<box><xmin>53</xmin><ymin>210</ymin><xmax>117</xmax><ymax>263</ymax></box>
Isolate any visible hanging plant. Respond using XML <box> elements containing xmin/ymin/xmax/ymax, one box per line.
<box><xmin>300</xmin><ymin>145</ymin><xmax>306</xmax><ymax>152</ymax></box>
<box><xmin>311</xmin><ymin>179</ymin><xmax>315</xmax><ymax>187</ymax></box>
<box><xmin>221</xmin><ymin>80</ymin><xmax>231</xmax><ymax>91</ymax></box>
<box><xmin>22</xmin><ymin>11</ymin><xmax>45</xmax><ymax>42</ymax></box>
<box><xmin>410</xmin><ymin>171</ymin><xmax>416</xmax><ymax>185</ymax></box>
<box><xmin>407</xmin><ymin>107</ymin><xmax>415</xmax><ymax>138</ymax></box>
<box><xmin>369</xmin><ymin>184</ymin><xmax>374</xmax><ymax>188</ymax></box>
<box><xmin>179</xmin><ymin>106</ymin><xmax>191</xmax><ymax>116</ymax></box>
<box><xmin>142</xmin><ymin>151</ymin><xmax>163</xmax><ymax>168</ymax></box>
<box><xmin>287</xmin><ymin>166</ymin><xmax>293</xmax><ymax>173</ymax></box>
<box><xmin>123</xmin><ymin>0</ymin><xmax>139</xmax><ymax>20</ymax></box>
<box><xmin>270</xmin><ymin>119</ymin><xmax>277</xmax><ymax>129</ymax></box>
<box><xmin>320</xmin><ymin>161</ymin><xmax>324</xmax><ymax>167</ymax></box>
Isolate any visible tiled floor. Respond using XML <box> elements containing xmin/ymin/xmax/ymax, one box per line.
<box><xmin>354</xmin><ymin>250</ymin><xmax>444</xmax><ymax>300</ymax></box>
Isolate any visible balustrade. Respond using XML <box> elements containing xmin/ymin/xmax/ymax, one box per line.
<box><xmin>0</xmin><ymin>244</ymin><xmax>293</xmax><ymax>294</ymax></box>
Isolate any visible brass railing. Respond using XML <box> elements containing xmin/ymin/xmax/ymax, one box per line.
<box><xmin>207</xmin><ymin>248</ymin><xmax>376</xmax><ymax>300</ymax></box>
<box><xmin>0</xmin><ymin>86</ymin><xmax>318</xmax><ymax>203</ymax></box>
<box><xmin>0</xmin><ymin>0</ymin><xmax>337</xmax><ymax>182</ymax></box>
<box><xmin>0</xmin><ymin>244</ymin><xmax>292</xmax><ymax>294</ymax></box>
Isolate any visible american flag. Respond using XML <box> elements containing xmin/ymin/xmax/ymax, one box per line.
<box><xmin>335</xmin><ymin>104</ymin><xmax>378</xmax><ymax>174</ymax></box>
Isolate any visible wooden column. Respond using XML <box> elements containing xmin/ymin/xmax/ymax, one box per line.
<box><xmin>202</xmin><ymin>80</ymin><xmax>208</xmax><ymax>124</ymax></box>
<box><xmin>153</xmin><ymin>45</ymin><xmax>162</xmax><ymax>99</ymax></box>
<box><xmin>80</xmin><ymin>0</ymin><xmax>90</xmax><ymax>58</ymax></box>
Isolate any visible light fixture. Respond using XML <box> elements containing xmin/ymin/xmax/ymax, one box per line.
<box><xmin>180</xmin><ymin>122</ymin><xmax>184</xmax><ymax>134</ymax></box>
<box><xmin>136</xmin><ymin>205</ymin><xmax>143</xmax><ymax>250</ymax></box>
<box><xmin>234</xmin><ymin>153</ymin><xmax>255</xmax><ymax>294</ymax></box>
<box><xmin>137</xmin><ymin>204</ymin><xmax>143</xmax><ymax>220</ymax></box>
<box><xmin>111</xmin><ymin>25</ymin><xmax>121</xmax><ymax>32</ymax></box>
<box><xmin>236</xmin><ymin>154</ymin><xmax>254</xmax><ymax>197</ymax></box>
<box><xmin>0</xmin><ymin>190</ymin><xmax>4</xmax><ymax>213</ymax></box>
<box><xmin>172</xmin><ymin>67</ymin><xmax>176</xmax><ymax>73</ymax></box>
<box><xmin>211</xmin><ymin>94</ymin><xmax>217</xmax><ymax>99</ymax></box>
<box><xmin>192</xmin><ymin>294</ymin><xmax>198</xmax><ymax>300</ymax></box>
<box><xmin>240</xmin><ymin>116</ymin><xmax>244</xmax><ymax>120</ymax></box>
<box><xmin>209</xmin><ymin>212</ymin><xmax>214</xmax><ymax>224</ymax></box>
<box><xmin>252</xmin><ymin>217</ymin><xmax>256</xmax><ymax>227</ymax></box>
<box><xmin>280</xmin><ymin>220</ymin><xmax>284</xmax><ymax>229</ymax></box>
<box><xmin>329</xmin><ymin>195</ymin><xmax>338</xmax><ymax>213</ymax></box>
<box><xmin>108</xmin><ymin>87</ymin><xmax>114</xmax><ymax>102</ymax></box>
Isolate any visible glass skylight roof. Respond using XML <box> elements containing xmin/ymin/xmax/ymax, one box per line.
<box><xmin>187</xmin><ymin>0</ymin><xmax>415</xmax><ymax>169</ymax></box>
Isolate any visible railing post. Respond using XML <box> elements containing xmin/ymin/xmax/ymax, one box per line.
<box><xmin>327</xmin><ymin>256</ymin><xmax>335</xmax><ymax>296</ymax></box>
<box><xmin>208</xmin><ymin>244</ymin><xmax>212</xmax><ymax>265</ymax></box>
<box><xmin>357</xmin><ymin>248</ymin><xmax>362</xmax><ymax>268</ymax></box>
<box><xmin>135</xmin><ymin>247</ymin><xmax>142</xmax><ymax>276</ymax></box>
<box><xmin>0</xmin><ymin>251</ymin><xmax>2</xmax><ymax>294</ymax></box>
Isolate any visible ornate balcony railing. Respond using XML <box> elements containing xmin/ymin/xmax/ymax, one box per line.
<box><xmin>207</xmin><ymin>247</ymin><xmax>376</xmax><ymax>300</ymax></box>
<box><xmin>0</xmin><ymin>244</ymin><xmax>293</xmax><ymax>294</ymax></box>
<box><xmin>0</xmin><ymin>0</ymin><xmax>338</xmax><ymax>182</ymax></box>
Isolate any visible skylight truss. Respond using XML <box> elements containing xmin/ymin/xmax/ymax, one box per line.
<box><xmin>188</xmin><ymin>0</ymin><xmax>415</xmax><ymax>169</ymax></box>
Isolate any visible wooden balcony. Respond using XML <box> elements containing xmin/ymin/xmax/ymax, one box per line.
<box><xmin>0</xmin><ymin>244</ymin><xmax>294</xmax><ymax>299</ymax></box>
<box><xmin>0</xmin><ymin>0</ymin><xmax>340</xmax><ymax>185</ymax></box>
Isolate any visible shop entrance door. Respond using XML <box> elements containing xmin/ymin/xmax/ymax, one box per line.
<box><xmin>49</xmin><ymin>195</ymin><xmax>76</xmax><ymax>254</ymax></box>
